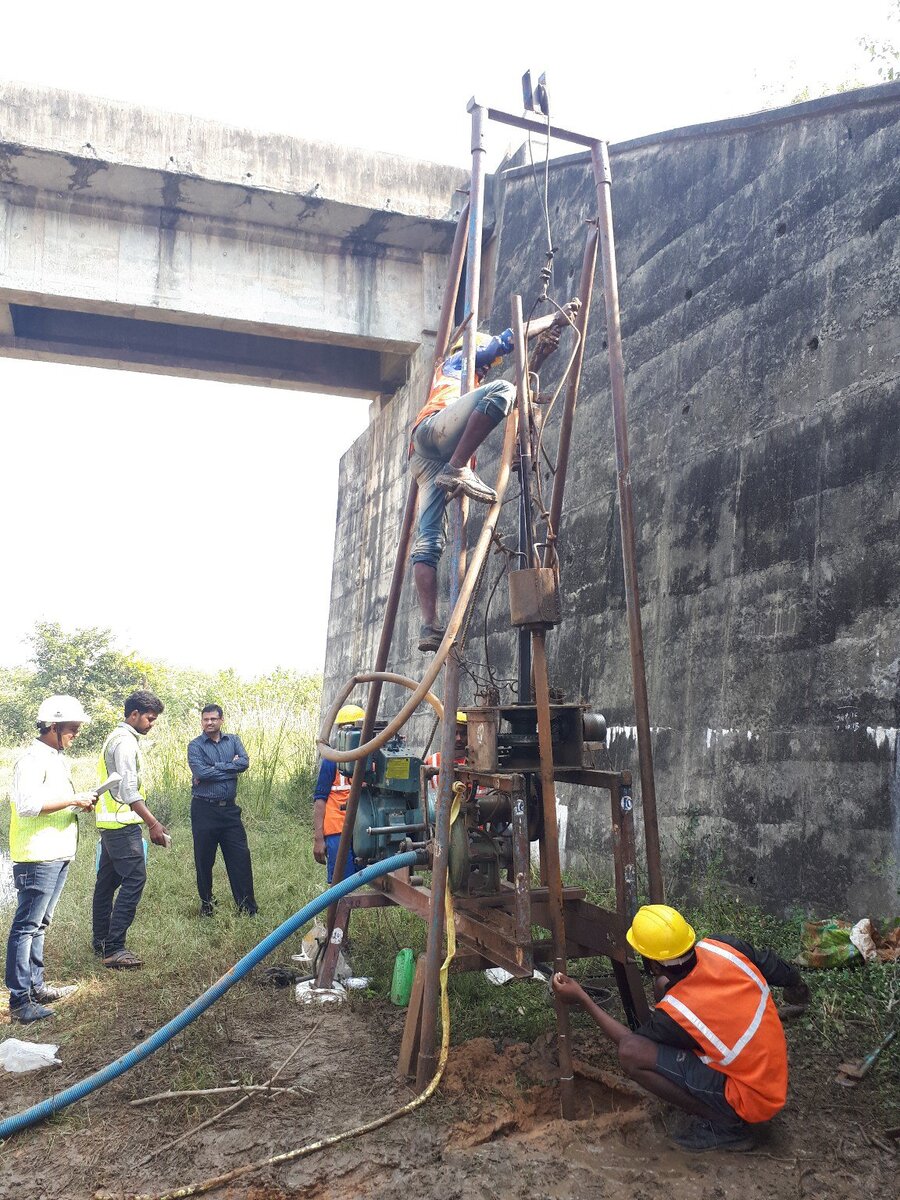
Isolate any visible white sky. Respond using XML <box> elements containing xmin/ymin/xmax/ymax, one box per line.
<box><xmin>0</xmin><ymin>1</ymin><xmax>895</xmax><ymax>676</ymax></box>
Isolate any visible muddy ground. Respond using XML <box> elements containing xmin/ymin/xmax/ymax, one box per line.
<box><xmin>0</xmin><ymin>985</ymin><xmax>895</xmax><ymax>1200</ymax></box>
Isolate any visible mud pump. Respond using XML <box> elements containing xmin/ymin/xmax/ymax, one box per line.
<box><xmin>334</xmin><ymin>723</ymin><xmax>427</xmax><ymax>866</ymax></box>
<box><xmin>339</xmin><ymin>707</ymin><xmax>608</xmax><ymax>897</ymax></box>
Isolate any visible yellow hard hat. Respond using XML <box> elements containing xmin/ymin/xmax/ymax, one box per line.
<box><xmin>450</xmin><ymin>331</ymin><xmax>495</xmax><ymax>355</ymax></box>
<box><xmin>626</xmin><ymin>904</ymin><xmax>696</xmax><ymax>961</ymax></box>
<box><xmin>336</xmin><ymin>704</ymin><xmax>365</xmax><ymax>727</ymax></box>
<box><xmin>455</xmin><ymin>711</ymin><xmax>468</xmax><ymax>724</ymax></box>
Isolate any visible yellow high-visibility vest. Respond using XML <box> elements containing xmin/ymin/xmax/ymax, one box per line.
<box><xmin>95</xmin><ymin>728</ymin><xmax>145</xmax><ymax>829</ymax></box>
<box><xmin>9</xmin><ymin>743</ymin><xmax>79</xmax><ymax>862</ymax></box>
<box><xmin>9</xmin><ymin>803</ymin><xmax>77</xmax><ymax>863</ymax></box>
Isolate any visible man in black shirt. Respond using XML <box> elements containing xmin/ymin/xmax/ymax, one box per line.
<box><xmin>554</xmin><ymin>903</ymin><xmax>809</xmax><ymax>1152</ymax></box>
<box><xmin>187</xmin><ymin>704</ymin><xmax>256</xmax><ymax>916</ymax></box>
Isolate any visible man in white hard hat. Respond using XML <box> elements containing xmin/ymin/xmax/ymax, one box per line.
<box><xmin>4</xmin><ymin>695</ymin><xmax>97</xmax><ymax>1023</ymax></box>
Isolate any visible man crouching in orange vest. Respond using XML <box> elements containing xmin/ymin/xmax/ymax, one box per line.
<box><xmin>553</xmin><ymin>903</ymin><xmax>810</xmax><ymax>1152</ymax></box>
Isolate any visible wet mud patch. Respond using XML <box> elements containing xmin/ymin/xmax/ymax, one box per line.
<box><xmin>441</xmin><ymin>1036</ymin><xmax>649</xmax><ymax>1147</ymax></box>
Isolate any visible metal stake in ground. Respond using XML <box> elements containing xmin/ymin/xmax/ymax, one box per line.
<box><xmin>531</xmin><ymin>630</ymin><xmax>576</xmax><ymax>1120</ymax></box>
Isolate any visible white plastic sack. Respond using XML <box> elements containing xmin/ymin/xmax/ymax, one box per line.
<box><xmin>295</xmin><ymin>979</ymin><xmax>347</xmax><ymax>1005</ymax></box>
<box><xmin>0</xmin><ymin>1037</ymin><xmax>61</xmax><ymax>1073</ymax></box>
<box><xmin>850</xmin><ymin>918</ymin><xmax>878</xmax><ymax>963</ymax></box>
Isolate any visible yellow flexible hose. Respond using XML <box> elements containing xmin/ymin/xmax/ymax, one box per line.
<box><xmin>147</xmin><ymin>790</ymin><xmax>464</xmax><ymax>1200</ymax></box>
<box><xmin>316</xmin><ymin>410</ymin><xmax>519</xmax><ymax>764</ymax></box>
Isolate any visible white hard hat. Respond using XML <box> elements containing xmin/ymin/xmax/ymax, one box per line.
<box><xmin>37</xmin><ymin>695</ymin><xmax>91</xmax><ymax>724</ymax></box>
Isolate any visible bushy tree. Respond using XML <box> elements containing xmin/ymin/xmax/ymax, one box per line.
<box><xmin>0</xmin><ymin>622</ymin><xmax>156</xmax><ymax>750</ymax></box>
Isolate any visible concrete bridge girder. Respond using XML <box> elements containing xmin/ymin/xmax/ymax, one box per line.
<box><xmin>0</xmin><ymin>85</ymin><xmax>469</xmax><ymax>398</ymax></box>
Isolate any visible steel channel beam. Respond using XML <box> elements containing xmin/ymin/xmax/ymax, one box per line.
<box><xmin>416</xmin><ymin>101</ymin><xmax>488</xmax><ymax>1091</ymax></box>
<box><xmin>531</xmin><ymin>631</ymin><xmax>576</xmax><ymax>1119</ymax></box>
<box><xmin>543</xmin><ymin>226</ymin><xmax>599</xmax><ymax>570</ymax></box>
<box><xmin>510</xmin><ymin>790</ymin><xmax>531</xmax><ymax>947</ymax></box>
<box><xmin>476</xmin><ymin>102</ymin><xmax>597</xmax><ymax>148</ymax></box>
<box><xmin>589</xmin><ymin>139</ymin><xmax>664</xmax><ymax>905</ymax></box>
<box><xmin>616</xmin><ymin>782</ymin><xmax>640</xmax><ymax>926</ymax></box>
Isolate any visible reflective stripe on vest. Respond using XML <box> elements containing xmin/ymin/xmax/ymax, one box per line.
<box><xmin>662</xmin><ymin>941</ymin><xmax>767</xmax><ymax>1065</ymax></box>
<box><xmin>9</xmin><ymin>803</ymin><xmax>78</xmax><ymax>863</ymax></box>
<box><xmin>323</xmin><ymin>774</ymin><xmax>352</xmax><ymax>836</ymax></box>
<box><xmin>95</xmin><ymin>730</ymin><xmax>145</xmax><ymax>828</ymax></box>
<box><xmin>657</xmin><ymin>938</ymin><xmax>788</xmax><ymax>1122</ymax></box>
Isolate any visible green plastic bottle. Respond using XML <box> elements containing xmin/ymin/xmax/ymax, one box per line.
<box><xmin>390</xmin><ymin>948</ymin><xmax>415</xmax><ymax>1006</ymax></box>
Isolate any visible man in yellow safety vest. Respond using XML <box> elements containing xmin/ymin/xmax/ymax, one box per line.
<box><xmin>4</xmin><ymin>695</ymin><xmax>97</xmax><ymax>1023</ymax></box>
<box><xmin>92</xmin><ymin>690</ymin><xmax>169</xmax><ymax>969</ymax></box>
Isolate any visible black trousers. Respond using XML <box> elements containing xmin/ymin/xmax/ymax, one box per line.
<box><xmin>92</xmin><ymin>825</ymin><xmax>147</xmax><ymax>954</ymax></box>
<box><xmin>190</xmin><ymin>798</ymin><xmax>257</xmax><ymax>914</ymax></box>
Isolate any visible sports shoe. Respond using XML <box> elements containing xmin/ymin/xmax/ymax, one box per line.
<box><xmin>434</xmin><ymin>464</ymin><xmax>497</xmax><ymax>504</ymax></box>
<box><xmin>32</xmin><ymin>984</ymin><xmax>78</xmax><ymax>1004</ymax></box>
<box><xmin>9</xmin><ymin>1000</ymin><xmax>55</xmax><ymax>1024</ymax></box>
<box><xmin>670</xmin><ymin>1116</ymin><xmax>755</xmax><ymax>1153</ymax></box>
<box><xmin>418</xmin><ymin>623</ymin><xmax>446</xmax><ymax>653</ymax></box>
<box><xmin>103</xmin><ymin>948</ymin><xmax>144</xmax><ymax>970</ymax></box>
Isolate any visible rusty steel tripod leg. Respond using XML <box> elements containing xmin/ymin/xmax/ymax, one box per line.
<box><xmin>532</xmin><ymin>630</ymin><xmax>576</xmax><ymax>1120</ymax></box>
<box><xmin>589</xmin><ymin>139</ymin><xmax>664</xmax><ymax>905</ymax></box>
<box><xmin>415</xmin><ymin>98</ymin><xmax>489</xmax><ymax>1091</ymax></box>
<box><xmin>323</xmin><ymin>480</ymin><xmax>418</xmax><ymax>937</ymax></box>
<box><xmin>324</xmin><ymin>201</ymin><xmax>471</xmax><ymax>929</ymax></box>
<box><xmin>543</xmin><ymin>226</ymin><xmax>599</xmax><ymax>568</ymax></box>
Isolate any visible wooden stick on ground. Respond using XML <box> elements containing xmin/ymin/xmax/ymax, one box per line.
<box><xmin>136</xmin><ymin>1021</ymin><xmax>321</xmax><ymax>1167</ymax></box>
<box><xmin>130</xmin><ymin>1083</ymin><xmax>308</xmax><ymax>1107</ymax></box>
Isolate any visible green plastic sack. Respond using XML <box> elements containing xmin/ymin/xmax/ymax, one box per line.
<box><xmin>796</xmin><ymin>919</ymin><xmax>861</xmax><ymax>969</ymax></box>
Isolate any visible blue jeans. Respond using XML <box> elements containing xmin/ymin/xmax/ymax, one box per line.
<box><xmin>408</xmin><ymin>378</ymin><xmax>515</xmax><ymax>569</ymax></box>
<box><xmin>4</xmin><ymin>858</ymin><xmax>70</xmax><ymax>1010</ymax></box>
<box><xmin>325</xmin><ymin>834</ymin><xmax>361</xmax><ymax>885</ymax></box>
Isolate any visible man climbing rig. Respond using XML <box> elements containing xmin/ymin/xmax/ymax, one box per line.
<box><xmin>409</xmin><ymin>302</ymin><xmax>580</xmax><ymax>652</ymax></box>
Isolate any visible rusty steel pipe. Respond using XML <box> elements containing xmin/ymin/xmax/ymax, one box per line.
<box><xmin>589</xmin><ymin>139</ymin><xmax>663</xmax><ymax>904</ymax></box>
<box><xmin>512</xmin><ymin>295</ymin><xmax>537</xmax><ymax>702</ymax></box>
<box><xmin>417</xmin><ymin>100</ymin><xmax>488</xmax><ymax>1090</ymax></box>
<box><xmin>543</xmin><ymin>226</ymin><xmax>599</xmax><ymax>569</ymax></box>
<box><xmin>435</xmin><ymin>200</ymin><xmax>469</xmax><ymax>366</ymax></box>
<box><xmin>324</xmin><ymin>200</ymin><xmax>470</xmax><ymax>905</ymax></box>
<box><xmin>531</xmin><ymin>630</ymin><xmax>576</xmax><ymax>1119</ymax></box>
<box><xmin>324</xmin><ymin>484</ymin><xmax>419</xmax><ymax>912</ymax></box>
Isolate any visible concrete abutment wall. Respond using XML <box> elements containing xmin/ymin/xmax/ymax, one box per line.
<box><xmin>324</xmin><ymin>83</ymin><xmax>900</xmax><ymax>917</ymax></box>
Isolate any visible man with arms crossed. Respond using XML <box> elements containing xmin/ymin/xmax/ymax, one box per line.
<box><xmin>187</xmin><ymin>704</ymin><xmax>256</xmax><ymax>916</ymax></box>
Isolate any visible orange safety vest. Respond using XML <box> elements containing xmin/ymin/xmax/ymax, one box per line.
<box><xmin>657</xmin><ymin>938</ymin><xmax>788</xmax><ymax>1123</ymax></box>
<box><xmin>426</xmin><ymin>752</ymin><xmax>469</xmax><ymax>789</ymax></box>
<box><xmin>323</xmin><ymin>771</ymin><xmax>352</xmax><ymax>836</ymax></box>
<box><xmin>411</xmin><ymin>365</ymin><xmax>461</xmax><ymax>434</ymax></box>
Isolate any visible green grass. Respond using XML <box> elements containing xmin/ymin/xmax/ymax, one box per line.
<box><xmin>1</xmin><ymin>756</ymin><xmax>896</xmax><ymax>1124</ymax></box>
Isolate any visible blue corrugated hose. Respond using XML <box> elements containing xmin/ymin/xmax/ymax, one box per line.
<box><xmin>0</xmin><ymin>851</ymin><xmax>418</xmax><ymax>1140</ymax></box>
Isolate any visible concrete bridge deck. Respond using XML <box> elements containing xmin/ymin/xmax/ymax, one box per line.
<box><xmin>0</xmin><ymin>84</ymin><xmax>468</xmax><ymax>397</ymax></box>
